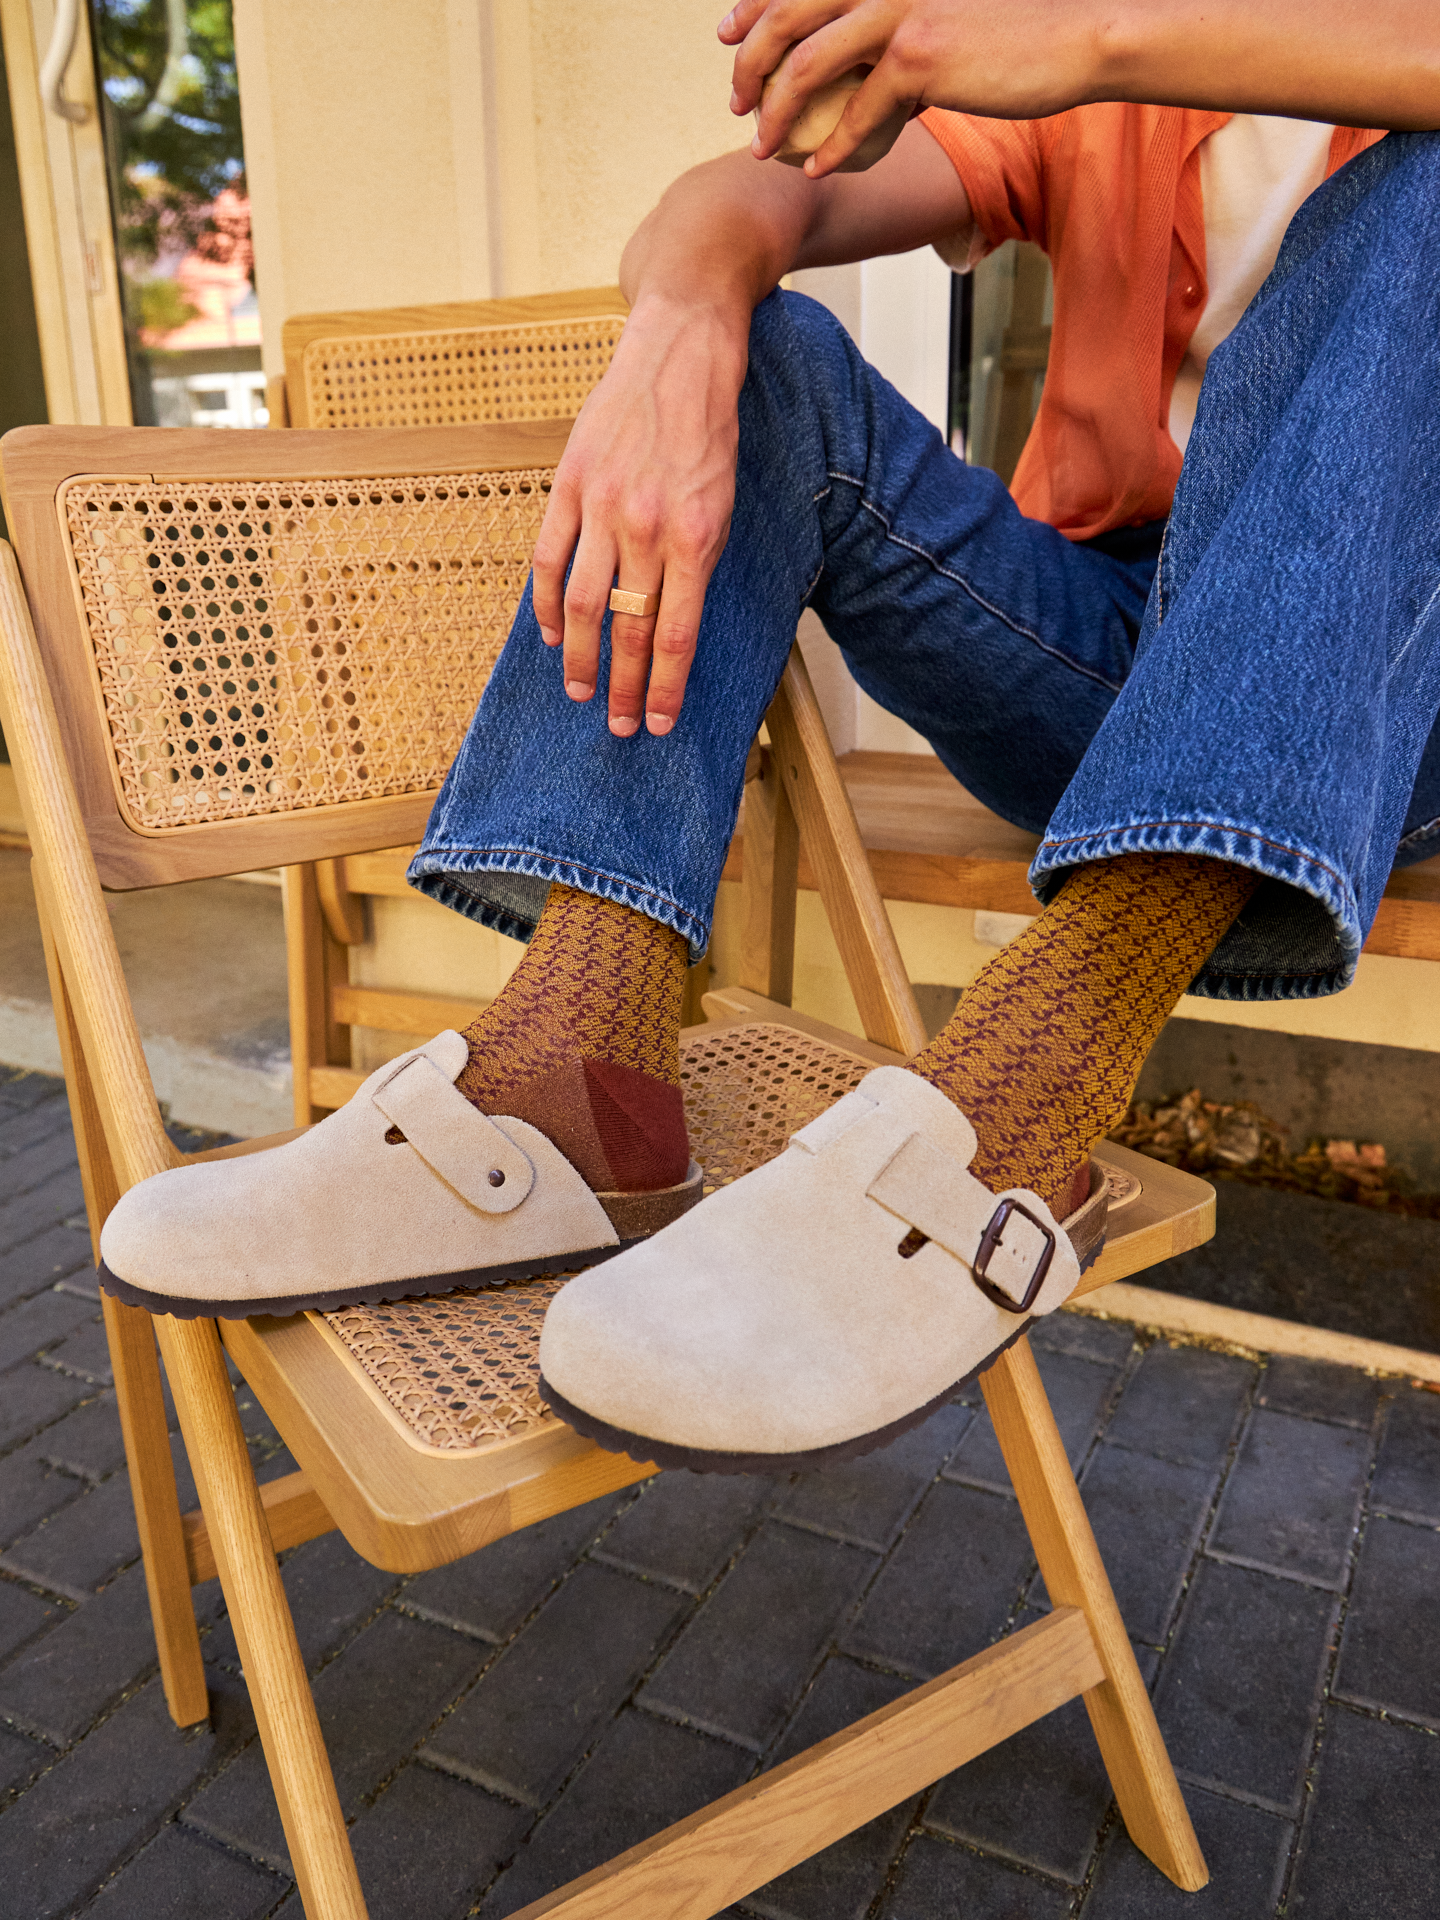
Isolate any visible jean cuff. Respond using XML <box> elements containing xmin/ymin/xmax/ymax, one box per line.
<box><xmin>1030</xmin><ymin>817</ymin><xmax>1364</xmax><ymax>1002</ymax></box>
<box><xmin>406</xmin><ymin>846</ymin><xmax>711</xmax><ymax>964</ymax></box>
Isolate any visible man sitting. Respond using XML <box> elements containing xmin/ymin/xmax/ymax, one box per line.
<box><xmin>101</xmin><ymin>0</ymin><xmax>1440</xmax><ymax>1472</ymax></box>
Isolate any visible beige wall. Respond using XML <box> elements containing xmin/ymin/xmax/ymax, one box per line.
<box><xmin>235</xmin><ymin>0</ymin><xmax>746</xmax><ymax>373</ymax></box>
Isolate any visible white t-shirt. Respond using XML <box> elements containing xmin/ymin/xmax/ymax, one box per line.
<box><xmin>1168</xmin><ymin>115</ymin><xmax>1335</xmax><ymax>453</ymax></box>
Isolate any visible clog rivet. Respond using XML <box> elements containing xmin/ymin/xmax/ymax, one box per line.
<box><xmin>488</xmin><ymin>1168</ymin><xmax>506</xmax><ymax>1187</ymax></box>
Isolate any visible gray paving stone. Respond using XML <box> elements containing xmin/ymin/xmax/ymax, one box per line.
<box><xmin>1369</xmin><ymin>1387</ymin><xmax>1440</xmax><ymax>1524</ymax></box>
<box><xmin>0</xmin><ymin>1221</ymin><xmax>93</xmax><ymax>1310</ymax></box>
<box><xmin>0</xmin><ymin>1088</ymin><xmax>71</xmax><ymax>1146</ymax></box>
<box><xmin>777</xmin><ymin>1403</ymin><xmax>971</xmax><ymax>1552</ymax></box>
<box><xmin>202</xmin><ymin>1529</ymin><xmax>401</xmax><ymax>1675</ymax></box>
<box><xmin>55</xmin><ymin>1269</ymin><xmax>101</xmax><ymax>1301</ymax></box>
<box><xmin>89</xmin><ymin>1822</ymin><xmax>287</xmax><ymax>1919</ymax></box>
<box><xmin>1334</xmin><ymin>1515</ymin><xmax>1440</xmax><ymax>1727</ymax></box>
<box><xmin>1153</xmin><ymin>1559</ymin><xmax>1336</xmax><ymax>1813</ymax></box>
<box><xmin>1207</xmin><ymin>1408</ymin><xmax>1369</xmax><ymax>1590</ymax></box>
<box><xmin>0</xmin><ymin>1121</ymin><xmax>83</xmax><ymax>1202</ymax></box>
<box><xmin>0</xmin><ymin>1359</ymin><xmax>94</xmax><ymax>1453</ymax></box>
<box><xmin>0</xmin><ymin>1562</ymin><xmax>172</xmax><ymax>1747</ymax></box>
<box><xmin>403</xmin><ymin>1491</ymin><xmax>632</xmax><ymax>1641</ymax></box>
<box><xmin>0</xmin><ymin>1574</ymin><xmax>66</xmax><ymax>1663</ymax></box>
<box><xmin>0</xmin><ymin>1724</ymin><xmax>49</xmax><ymax>1795</ymax></box>
<box><xmin>1029</xmin><ymin>1444</ymin><xmax>1217</xmax><ymax>1646</ymax></box>
<box><xmin>343</xmin><ymin>1764</ymin><xmax>530</xmax><ymax>1920</ymax></box>
<box><xmin>640</xmin><ymin>1521</ymin><xmax>877</xmax><ymax>1751</ymax></box>
<box><xmin>944</xmin><ymin>1348</ymin><xmax>1123</xmax><ymax>1492</ymax></box>
<box><xmin>925</xmin><ymin>1690</ymin><xmax>1110</xmax><ymax>1883</ymax></box>
<box><xmin>0</xmin><ymin>1072</ymin><xmax>71</xmax><ymax>1117</ymax></box>
<box><xmin>185</xmin><ymin>1609</ymin><xmax>481</xmax><ymax>1873</ymax></box>
<box><xmin>425</xmin><ymin>1561</ymin><xmax>690</xmax><ymax>1805</ymax></box>
<box><xmin>0</xmin><ymin>1293</ymin><xmax>97</xmax><ymax>1380</ymax></box>
<box><xmin>0</xmin><ymin>1167</ymin><xmax>87</xmax><ymax>1256</ymax></box>
<box><xmin>1080</xmin><ymin>1781</ymin><xmax>1291</xmax><ymax>1917</ymax></box>
<box><xmin>477</xmin><ymin>1710</ymin><xmax>751</xmax><ymax>1918</ymax></box>
<box><xmin>592</xmin><ymin>1471</ymin><xmax>777</xmax><ymax>1594</ymax></box>
<box><xmin>882</xmin><ymin>1831</ymin><xmax>1071</xmax><ymax>1918</ymax></box>
<box><xmin>745</xmin><ymin>1657</ymin><xmax>918</xmax><ymax>1920</ymax></box>
<box><xmin>841</xmin><ymin>1482</ymin><xmax>1033</xmax><ymax>1681</ymax></box>
<box><xmin>1103</xmin><ymin>1345</ymin><xmax>1255</xmax><ymax>1471</ymax></box>
<box><xmin>1287</xmin><ymin>1708</ymin><xmax>1440</xmax><ymax>1918</ymax></box>
<box><xmin>38</xmin><ymin>1313</ymin><xmax>113</xmax><ymax>1385</ymax></box>
<box><xmin>1030</xmin><ymin>1312</ymin><xmax>1136</xmax><ymax>1367</ymax></box>
<box><xmin>0</xmin><ymin>1439</ymin><xmax>88</xmax><ymax>1545</ymax></box>
<box><xmin>36</xmin><ymin>1391</ymin><xmax>128</xmax><ymax>1480</ymax></box>
<box><xmin>0</xmin><ymin>1470</ymin><xmax>142</xmax><ymax>1599</ymax></box>
<box><xmin>1255</xmin><ymin>1355</ymin><xmax>1381</xmax><ymax>1430</ymax></box>
<box><xmin>0</xmin><ymin>1672</ymin><xmax>252</xmax><ymax>1920</ymax></box>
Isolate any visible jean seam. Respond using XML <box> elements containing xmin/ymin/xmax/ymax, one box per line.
<box><xmin>410</xmin><ymin>843</ymin><xmax>701</xmax><ymax>927</ymax></box>
<box><xmin>1398</xmin><ymin>813</ymin><xmax>1440</xmax><ymax>849</ymax></box>
<box><xmin>1035</xmin><ymin>816</ymin><xmax>1361</xmax><ymax>938</ymax></box>
<box><xmin>825</xmin><ymin>472</ymin><xmax>1125</xmax><ymax>695</ymax></box>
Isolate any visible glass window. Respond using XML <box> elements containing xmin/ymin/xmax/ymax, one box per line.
<box><xmin>90</xmin><ymin>0</ymin><xmax>263</xmax><ymax>427</ymax></box>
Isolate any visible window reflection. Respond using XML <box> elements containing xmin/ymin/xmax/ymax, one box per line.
<box><xmin>91</xmin><ymin>0</ymin><xmax>262</xmax><ymax>427</ymax></box>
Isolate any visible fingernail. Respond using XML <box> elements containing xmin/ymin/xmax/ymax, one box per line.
<box><xmin>540</xmin><ymin>625</ymin><xmax>561</xmax><ymax>647</ymax></box>
<box><xmin>751</xmin><ymin>135</ymin><xmax>764</xmax><ymax>157</ymax></box>
<box><xmin>646</xmin><ymin>712</ymin><xmax>674</xmax><ymax>736</ymax></box>
<box><xmin>730</xmin><ymin>87</ymin><xmax>742</xmax><ymax>112</ymax></box>
<box><xmin>565</xmin><ymin>679</ymin><xmax>594</xmax><ymax>701</ymax></box>
<box><xmin>609</xmin><ymin>715</ymin><xmax>640</xmax><ymax>738</ymax></box>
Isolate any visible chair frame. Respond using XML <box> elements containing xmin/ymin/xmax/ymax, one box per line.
<box><xmin>0</xmin><ymin>422</ymin><xmax>1211</xmax><ymax>1916</ymax></box>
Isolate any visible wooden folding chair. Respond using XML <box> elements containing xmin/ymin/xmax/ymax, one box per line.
<box><xmin>0</xmin><ymin>420</ymin><xmax>1213</xmax><ymax>1916</ymax></box>
<box><xmin>263</xmin><ymin>288</ymin><xmax>637</xmax><ymax>1122</ymax></box>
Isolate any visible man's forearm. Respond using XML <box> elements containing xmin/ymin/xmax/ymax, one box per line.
<box><xmin>1095</xmin><ymin>0</ymin><xmax>1440</xmax><ymax>131</ymax></box>
<box><xmin>619</xmin><ymin>151</ymin><xmax>814</xmax><ymax>324</ymax></box>
<box><xmin>731</xmin><ymin>0</ymin><xmax>1440</xmax><ymax>179</ymax></box>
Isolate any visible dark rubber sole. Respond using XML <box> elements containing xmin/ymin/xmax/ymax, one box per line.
<box><xmin>96</xmin><ymin>1161</ymin><xmax>707</xmax><ymax>1323</ymax></box>
<box><xmin>540</xmin><ymin>1319</ymin><xmax>1036</xmax><ymax>1476</ymax></box>
<box><xmin>97</xmin><ymin>1238</ymin><xmax>641</xmax><ymax>1323</ymax></box>
<box><xmin>538</xmin><ymin>1233</ymin><xmax>1107</xmax><ymax>1476</ymax></box>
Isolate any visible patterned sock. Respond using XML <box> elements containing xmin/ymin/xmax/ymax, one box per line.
<box><xmin>455</xmin><ymin>884</ymin><xmax>692</xmax><ymax>1193</ymax></box>
<box><xmin>911</xmin><ymin>853</ymin><xmax>1260</xmax><ymax>1216</ymax></box>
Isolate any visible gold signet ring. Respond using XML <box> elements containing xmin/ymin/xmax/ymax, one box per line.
<box><xmin>608</xmin><ymin>587</ymin><xmax>661</xmax><ymax>618</ymax></box>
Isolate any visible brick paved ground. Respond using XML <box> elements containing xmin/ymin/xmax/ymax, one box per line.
<box><xmin>1</xmin><ymin>1064</ymin><xmax>1438</xmax><ymax>1919</ymax></box>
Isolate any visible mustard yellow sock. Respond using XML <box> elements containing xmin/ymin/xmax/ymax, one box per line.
<box><xmin>911</xmin><ymin>853</ymin><xmax>1260</xmax><ymax>1213</ymax></box>
<box><xmin>454</xmin><ymin>883</ymin><xmax>691</xmax><ymax>1191</ymax></box>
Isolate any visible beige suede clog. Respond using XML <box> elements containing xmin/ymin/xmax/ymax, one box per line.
<box><xmin>98</xmin><ymin>1031</ymin><xmax>702</xmax><ymax>1319</ymax></box>
<box><xmin>539</xmin><ymin>1065</ymin><xmax>1107</xmax><ymax>1474</ymax></box>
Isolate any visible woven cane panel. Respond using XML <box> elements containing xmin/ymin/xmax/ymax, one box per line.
<box><xmin>301</xmin><ymin>317</ymin><xmax>624</xmax><ymax>431</ymax></box>
<box><xmin>63</xmin><ymin>469</ymin><xmax>551</xmax><ymax>830</ymax></box>
<box><xmin>323</xmin><ymin>1024</ymin><xmax>872</xmax><ymax>1451</ymax></box>
<box><xmin>678</xmin><ymin>1021</ymin><xmax>872</xmax><ymax>1186</ymax></box>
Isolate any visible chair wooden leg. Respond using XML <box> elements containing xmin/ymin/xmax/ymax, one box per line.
<box><xmin>982</xmin><ymin>1336</ymin><xmax>1209</xmax><ymax>1891</ymax></box>
<box><xmin>283</xmin><ymin>863</ymin><xmax>352</xmax><ymax>1125</ymax></box>
<box><xmin>738</xmin><ymin>744</ymin><xmax>799</xmax><ymax>1004</ymax></box>
<box><xmin>35</xmin><ymin>884</ymin><xmax>209</xmax><ymax>1726</ymax></box>
<box><xmin>157</xmin><ymin>1315</ymin><xmax>368</xmax><ymax>1920</ymax></box>
<box><xmin>765</xmin><ymin>651</ymin><xmax>929</xmax><ymax>1057</ymax></box>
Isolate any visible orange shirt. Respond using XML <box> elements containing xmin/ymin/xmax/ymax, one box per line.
<box><xmin>919</xmin><ymin>105</ymin><xmax>1385</xmax><ymax>538</ymax></box>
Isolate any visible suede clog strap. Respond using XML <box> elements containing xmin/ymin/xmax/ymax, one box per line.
<box><xmin>867</xmin><ymin>1131</ymin><xmax>1080</xmax><ymax>1315</ymax></box>
<box><xmin>372</xmin><ymin>1054</ymin><xmax>535</xmax><ymax>1213</ymax></box>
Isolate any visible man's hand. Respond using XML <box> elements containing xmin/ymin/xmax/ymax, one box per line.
<box><xmin>531</xmin><ymin>295</ymin><xmax>746</xmax><ymax>737</ymax></box>
<box><xmin>724</xmin><ymin>0</ymin><xmax>1440</xmax><ymax>178</ymax></box>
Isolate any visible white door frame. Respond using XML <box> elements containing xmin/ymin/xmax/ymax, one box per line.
<box><xmin>2</xmin><ymin>0</ymin><xmax>131</xmax><ymax>424</ymax></box>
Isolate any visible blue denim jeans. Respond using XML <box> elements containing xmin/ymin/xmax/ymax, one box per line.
<box><xmin>412</xmin><ymin>131</ymin><xmax>1440</xmax><ymax>1002</ymax></box>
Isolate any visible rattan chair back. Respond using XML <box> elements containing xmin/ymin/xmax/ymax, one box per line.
<box><xmin>0</xmin><ymin>421</ymin><xmax>568</xmax><ymax>890</ymax></box>
<box><xmin>281</xmin><ymin>288</ymin><xmax>627</xmax><ymax>431</ymax></box>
